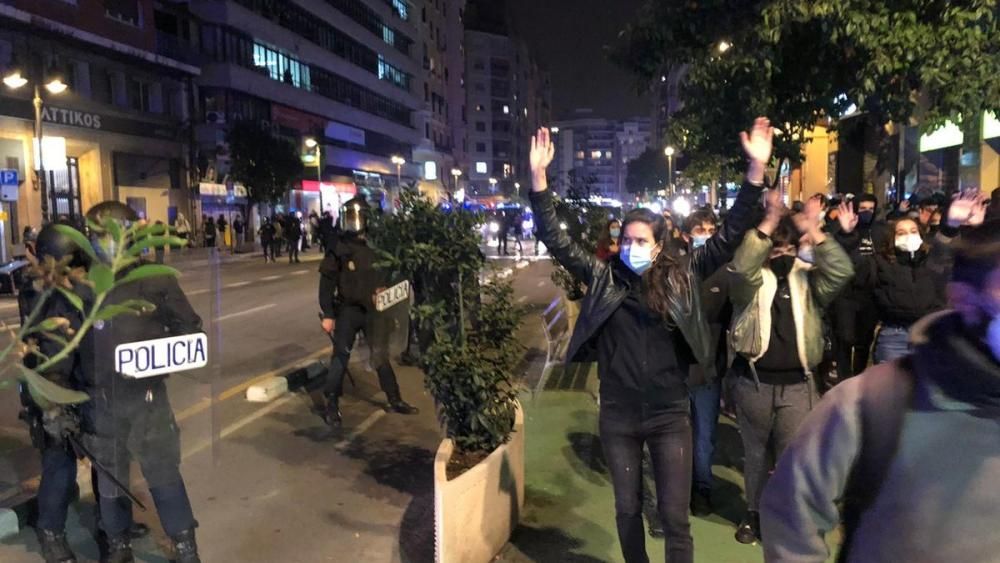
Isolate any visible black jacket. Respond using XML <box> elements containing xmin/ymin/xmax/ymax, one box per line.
<box><xmin>858</xmin><ymin>237</ymin><xmax>952</xmax><ymax>327</ymax></box>
<box><xmin>530</xmin><ymin>180</ymin><xmax>764</xmax><ymax>384</ymax></box>
<box><xmin>319</xmin><ymin>234</ymin><xmax>388</xmax><ymax>318</ymax></box>
<box><xmin>833</xmin><ymin>222</ymin><xmax>890</xmax><ymax>294</ymax></box>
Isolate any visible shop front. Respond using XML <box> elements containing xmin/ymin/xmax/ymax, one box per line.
<box><xmin>296</xmin><ymin>179</ymin><xmax>357</xmax><ymax>218</ymax></box>
<box><xmin>198</xmin><ymin>181</ymin><xmax>249</xmax><ymax>242</ymax></box>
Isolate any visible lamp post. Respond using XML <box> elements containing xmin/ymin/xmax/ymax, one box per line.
<box><xmin>4</xmin><ymin>60</ymin><xmax>69</xmax><ymax>222</ymax></box>
<box><xmin>488</xmin><ymin>177</ymin><xmax>498</xmax><ymax>193</ymax></box>
<box><xmin>391</xmin><ymin>155</ymin><xmax>406</xmax><ymax>188</ymax></box>
<box><xmin>664</xmin><ymin>146</ymin><xmax>676</xmax><ymax>197</ymax></box>
<box><xmin>514</xmin><ymin>182</ymin><xmax>521</xmax><ymax>200</ymax></box>
<box><xmin>304</xmin><ymin>137</ymin><xmax>324</xmax><ymax>214</ymax></box>
<box><xmin>450</xmin><ymin>167</ymin><xmax>462</xmax><ymax>193</ymax></box>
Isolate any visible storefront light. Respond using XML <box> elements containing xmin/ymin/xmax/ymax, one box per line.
<box><xmin>45</xmin><ymin>78</ymin><xmax>68</xmax><ymax>95</ymax></box>
<box><xmin>33</xmin><ymin>136</ymin><xmax>68</xmax><ymax>171</ymax></box>
<box><xmin>3</xmin><ymin>70</ymin><xmax>27</xmax><ymax>89</ymax></box>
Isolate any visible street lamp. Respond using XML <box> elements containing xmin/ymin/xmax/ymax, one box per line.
<box><xmin>488</xmin><ymin>177</ymin><xmax>498</xmax><ymax>193</ymax></box>
<box><xmin>664</xmin><ymin>146</ymin><xmax>676</xmax><ymax>196</ymax></box>
<box><xmin>450</xmin><ymin>167</ymin><xmax>462</xmax><ymax>192</ymax></box>
<box><xmin>390</xmin><ymin>155</ymin><xmax>406</xmax><ymax>188</ymax></box>
<box><xmin>4</xmin><ymin>59</ymin><xmax>70</xmax><ymax>221</ymax></box>
<box><xmin>304</xmin><ymin>136</ymin><xmax>324</xmax><ymax>213</ymax></box>
<box><xmin>717</xmin><ymin>40</ymin><xmax>732</xmax><ymax>54</ymax></box>
<box><xmin>514</xmin><ymin>182</ymin><xmax>521</xmax><ymax>199</ymax></box>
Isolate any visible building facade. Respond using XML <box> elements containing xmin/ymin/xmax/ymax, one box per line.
<box><xmin>552</xmin><ymin>111</ymin><xmax>651</xmax><ymax>200</ymax></box>
<box><xmin>0</xmin><ymin>0</ymin><xmax>199</xmax><ymax>253</ymax></box>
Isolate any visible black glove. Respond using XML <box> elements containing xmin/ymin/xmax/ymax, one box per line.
<box><xmin>41</xmin><ymin>407</ymin><xmax>80</xmax><ymax>444</ymax></box>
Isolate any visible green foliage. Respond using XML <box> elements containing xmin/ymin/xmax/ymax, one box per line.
<box><xmin>368</xmin><ymin>189</ymin><xmax>525</xmax><ymax>454</ymax></box>
<box><xmin>613</xmin><ymin>0</ymin><xmax>1000</xmax><ymax>175</ymax></box>
<box><xmin>5</xmin><ymin>218</ymin><xmax>179</xmax><ymax>409</ymax></box>
<box><xmin>226</xmin><ymin>120</ymin><xmax>305</xmax><ymax>204</ymax></box>
<box><xmin>625</xmin><ymin>148</ymin><xmax>671</xmax><ymax>194</ymax></box>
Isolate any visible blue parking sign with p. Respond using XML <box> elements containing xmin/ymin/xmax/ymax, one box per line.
<box><xmin>0</xmin><ymin>169</ymin><xmax>18</xmax><ymax>202</ymax></box>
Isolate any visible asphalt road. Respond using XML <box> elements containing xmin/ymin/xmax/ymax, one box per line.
<box><xmin>0</xmin><ymin>243</ymin><xmax>558</xmax><ymax>562</ymax></box>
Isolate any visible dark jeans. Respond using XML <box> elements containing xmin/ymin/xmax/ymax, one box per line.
<box><xmin>689</xmin><ymin>381</ymin><xmax>721</xmax><ymax>493</ymax></box>
<box><xmin>101</xmin><ymin>480</ymin><xmax>195</xmax><ymax>537</ymax></box>
<box><xmin>287</xmin><ymin>239</ymin><xmax>300</xmax><ymax>262</ymax></box>
<box><xmin>833</xmin><ymin>296</ymin><xmax>879</xmax><ymax>378</ymax></box>
<box><xmin>600</xmin><ymin>398</ymin><xmax>693</xmax><ymax>563</ymax></box>
<box><xmin>36</xmin><ymin>446</ymin><xmax>78</xmax><ymax>532</ymax></box>
<box><xmin>262</xmin><ymin>239</ymin><xmax>274</xmax><ymax>261</ymax></box>
<box><xmin>874</xmin><ymin>324</ymin><xmax>910</xmax><ymax>364</ymax></box>
<box><xmin>322</xmin><ymin>304</ymin><xmax>401</xmax><ymax>402</ymax></box>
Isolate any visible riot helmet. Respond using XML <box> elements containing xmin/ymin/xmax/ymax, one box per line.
<box><xmin>339</xmin><ymin>196</ymin><xmax>369</xmax><ymax>234</ymax></box>
<box><xmin>34</xmin><ymin>221</ymin><xmax>90</xmax><ymax>269</ymax></box>
<box><xmin>85</xmin><ymin>201</ymin><xmax>141</xmax><ymax>263</ymax></box>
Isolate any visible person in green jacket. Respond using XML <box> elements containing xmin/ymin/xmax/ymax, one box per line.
<box><xmin>727</xmin><ymin>195</ymin><xmax>854</xmax><ymax>544</ymax></box>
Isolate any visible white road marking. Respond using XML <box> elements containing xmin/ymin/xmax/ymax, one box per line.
<box><xmin>336</xmin><ymin>410</ymin><xmax>386</xmax><ymax>450</ymax></box>
<box><xmin>291</xmin><ymin>269</ymin><xmax>309</xmax><ymax>276</ymax></box>
<box><xmin>225</xmin><ymin>281</ymin><xmax>252</xmax><ymax>288</ymax></box>
<box><xmin>187</xmin><ymin>288</ymin><xmax>210</xmax><ymax>296</ymax></box>
<box><xmin>517</xmin><ymin>296</ymin><xmax>528</xmax><ymax>303</ymax></box>
<box><xmin>537</xmin><ymin>281</ymin><xmax>546</xmax><ymax>288</ymax></box>
<box><xmin>180</xmin><ymin>395</ymin><xmax>298</xmax><ymax>461</ymax></box>
<box><xmin>215</xmin><ymin>303</ymin><xmax>276</xmax><ymax>322</ymax></box>
<box><xmin>260</xmin><ymin>275</ymin><xmax>281</xmax><ymax>281</ymax></box>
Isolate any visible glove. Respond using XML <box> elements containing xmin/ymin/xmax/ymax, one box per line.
<box><xmin>41</xmin><ymin>407</ymin><xmax>80</xmax><ymax>443</ymax></box>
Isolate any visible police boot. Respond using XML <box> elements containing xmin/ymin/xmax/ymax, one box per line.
<box><xmin>385</xmin><ymin>397</ymin><xmax>419</xmax><ymax>415</ymax></box>
<box><xmin>36</xmin><ymin>529</ymin><xmax>76</xmax><ymax>563</ymax></box>
<box><xmin>102</xmin><ymin>534</ymin><xmax>134</xmax><ymax>563</ymax></box>
<box><xmin>170</xmin><ymin>528</ymin><xmax>201</xmax><ymax>563</ymax></box>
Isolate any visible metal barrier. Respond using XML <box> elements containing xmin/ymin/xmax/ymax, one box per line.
<box><xmin>535</xmin><ymin>295</ymin><xmax>572</xmax><ymax>395</ymax></box>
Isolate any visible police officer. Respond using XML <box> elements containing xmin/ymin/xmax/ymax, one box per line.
<box><xmin>18</xmin><ymin>222</ymin><xmax>90</xmax><ymax>563</ymax></box>
<box><xmin>317</xmin><ymin>196</ymin><xmax>418</xmax><ymax>427</ymax></box>
<box><xmin>81</xmin><ymin>201</ymin><xmax>202</xmax><ymax>563</ymax></box>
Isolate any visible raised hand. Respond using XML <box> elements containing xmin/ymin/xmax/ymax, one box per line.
<box><xmin>947</xmin><ymin>190</ymin><xmax>989</xmax><ymax>228</ymax></box>
<box><xmin>741</xmin><ymin>117</ymin><xmax>774</xmax><ymax>184</ymax></box>
<box><xmin>530</xmin><ymin>128</ymin><xmax>556</xmax><ymax>192</ymax></box>
<box><xmin>758</xmin><ymin>187</ymin><xmax>786</xmax><ymax>236</ymax></box>
<box><xmin>837</xmin><ymin>201</ymin><xmax>859</xmax><ymax>233</ymax></box>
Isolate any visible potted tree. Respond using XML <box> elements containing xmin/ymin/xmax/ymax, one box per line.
<box><xmin>369</xmin><ymin>191</ymin><xmax>526</xmax><ymax>563</ymax></box>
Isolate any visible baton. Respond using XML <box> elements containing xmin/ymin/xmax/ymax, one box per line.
<box><xmin>67</xmin><ymin>434</ymin><xmax>148</xmax><ymax>511</ymax></box>
<box><xmin>318</xmin><ymin>312</ymin><xmax>358</xmax><ymax>388</ymax></box>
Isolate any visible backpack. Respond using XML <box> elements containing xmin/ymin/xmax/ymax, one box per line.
<box><xmin>838</xmin><ymin>356</ymin><xmax>916</xmax><ymax>562</ymax></box>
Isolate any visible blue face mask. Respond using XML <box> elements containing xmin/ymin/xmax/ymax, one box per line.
<box><xmin>610</xmin><ymin>228</ymin><xmax>621</xmax><ymax>239</ymax></box>
<box><xmin>691</xmin><ymin>234</ymin><xmax>710</xmax><ymax>249</ymax></box>
<box><xmin>622</xmin><ymin>244</ymin><xmax>654</xmax><ymax>274</ymax></box>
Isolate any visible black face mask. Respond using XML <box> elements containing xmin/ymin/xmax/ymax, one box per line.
<box><xmin>858</xmin><ymin>210</ymin><xmax>875</xmax><ymax>226</ymax></box>
<box><xmin>770</xmin><ymin>255</ymin><xmax>795</xmax><ymax>278</ymax></box>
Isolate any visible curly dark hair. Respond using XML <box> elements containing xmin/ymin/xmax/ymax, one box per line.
<box><xmin>621</xmin><ymin>208</ymin><xmax>690</xmax><ymax>326</ymax></box>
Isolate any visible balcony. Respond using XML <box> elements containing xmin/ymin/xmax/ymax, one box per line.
<box><xmin>156</xmin><ymin>34</ymin><xmax>201</xmax><ymax>67</ymax></box>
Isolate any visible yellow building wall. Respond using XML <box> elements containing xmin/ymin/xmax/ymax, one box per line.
<box><xmin>981</xmin><ymin>142</ymin><xmax>999</xmax><ymax>191</ymax></box>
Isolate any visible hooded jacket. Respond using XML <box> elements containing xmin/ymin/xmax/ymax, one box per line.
<box><xmin>728</xmin><ymin>229</ymin><xmax>854</xmax><ymax>378</ymax></box>
<box><xmin>760</xmin><ymin>311</ymin><xmax>1000</xmax><ymax>562</ymax></box>
<box><xmin>529</xmin><ymin>180</ymin><xmax>765</xmax><ymax>385</ymax></box>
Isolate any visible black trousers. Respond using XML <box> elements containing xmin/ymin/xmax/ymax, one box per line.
<box><xmin>600</xmin><ymin>398</ymin><xmax>693</xmax><ymax>563</ymax></box>
<box><xmin>36</xmin><ymin>445</ymin><xmax>78</xmax><ymax>532</ymax></box>
<box><xmin>322</xmin><ymin>305</ymin><xmax>402</xmax><ymax>401</ymax></box>
<box><xmin>287</xmin><ymin>239</ymin><xmax>299</xmax><ymax>262</ymax></box>
<box><xmin>262</xmin><ymin>238</ymin><xmax>274</xmax><ymax>261</ymax></box>
<box><xmin>833</xmin><ymin>294</ymin><xmax>879</xmax><ymax>378</ymax></box>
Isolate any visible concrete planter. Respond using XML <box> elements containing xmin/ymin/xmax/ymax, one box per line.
<box><xmin>434</xmin><ymin>403</ymin><xmax>525</xmax><ymax>563</ymax></box>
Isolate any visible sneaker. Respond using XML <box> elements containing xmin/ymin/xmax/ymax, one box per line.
<box><xmin>36</xmin><ymin>529</ymin><xmax>76</xmax><ymax>563</ymax></box>
<box><xmin>322</xmin><ymin>399</ymin><xmax>343</xmax><ymax>428</ymax></box>
<box><xmin>385</xmin><ymin>399</ymin><xmax>419</xmax><ymax>415</ymax></box>
<box><xmin>690</xmin><ymin>488</ymin><xmax>713</xmax><ymax>517</ymax></box>
<box><xmin>734</xmin><ymin>511</ymin><xmax>761</xmax><ymax>545</ymax></box>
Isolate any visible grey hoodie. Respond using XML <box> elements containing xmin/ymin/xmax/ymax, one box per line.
<box><xmin>760</xmin><ymin>311</ymin><xmax>1000</xmax><ymax>562</ymax></box>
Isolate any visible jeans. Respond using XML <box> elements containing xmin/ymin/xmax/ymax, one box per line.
<box><xmin>101</xmin><ymin>480</ymin><xmax>195</xmax><ymax>537</ymax></box>
<box><xmin>600</xmin><ymin>398</ymin><xmax>693</xmax><ymax>563</ymax></box>
<box><xmin>874</xmin><ymin>324</ymin><xmax>910</xmax><ymax>364</ymax></box>
<box><xmin>689</xmin><ymin>382</ymin><xmax>721</xmax><ymax>493</ymax></box>
<box><xmin>731</xmin><ymin>373</ymin><xmax>817</xmax><ymax>512</ymax></box>
<box><xmin>36</xmin><ymin>446</ymin><xmax>78</xmax><ymax>532</ymax></box>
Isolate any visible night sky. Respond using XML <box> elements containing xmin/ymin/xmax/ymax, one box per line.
<box><xmin>507</xmin><ymin>0</ymin><xmax>652</xmax><ymax>121</ymax></box>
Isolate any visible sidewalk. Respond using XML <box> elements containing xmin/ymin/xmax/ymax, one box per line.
<box><xmin>500</xmin><ymin>370</ymin><xmax>768</xmax><ymax>563</ymax></box>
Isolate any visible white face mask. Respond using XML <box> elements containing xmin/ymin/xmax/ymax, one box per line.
<box><xmin>797</xmin><ymin>246</ymin><xmax>815</xmax><ymax>264</ymax></box>
<box><xmin>895</xmin><ymin>233</ymin><xmax>923</xmax><ymax>253</ymax></box>
<box><xmin>622</xmin><ymin>244</ymin><xmax>654</xmax><ymax>274</ymax></box>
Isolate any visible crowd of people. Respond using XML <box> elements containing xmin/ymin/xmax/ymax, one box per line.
<box><xmin>530</xmin><ymin>118</ymin><xmax>1000</xmax><ymax>563</ymax></box>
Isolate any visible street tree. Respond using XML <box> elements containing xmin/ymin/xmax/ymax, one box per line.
<box><xmin>613</xmin><ymin>0</ymin><xmax>1000</xmax><ymax>180</ymax></box>
<box><xmin>226</xmin><ymin>120</ymin><xmax>304</xmax><ymax>204</ymax></box>
<box><xmin>625</xmin><ymin>147</ymin><xmax>670</xmax><ymax>195</ymax></box>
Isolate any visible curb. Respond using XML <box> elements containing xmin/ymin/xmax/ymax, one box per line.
<box><xmin>246</xmin><ymin>361</ymin><xmax>328</xmax><ymax>402</ymax></box>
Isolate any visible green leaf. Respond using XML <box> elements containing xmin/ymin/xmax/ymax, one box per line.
<box><xmin>35</xmin><ymin>317</ymin><xmax>70</xmax><ymax>333</ymax></box>
<box><xmin>102</xmin><ymin>216</ymin><xmax>123</xmax><ymax>242</ymax></box>
<box><xmin>19</xmin><ymin>368</ymin><xmax>90</xmax><ymax>409</ymax></box>
<box><xmin>127</xmin><ymin>236</ymin><xmax>179</xmax><ymax>256</ymax></box>
<box><xmin>55</xmin><ymin>287</ymin><xmax>84</xmax><ymax>312</ymax></box>
<box><xmin>117</xmin><ymin>264</ymin><xmax>178</xmax><ymax>286</ymax></box>
<box><xmin>95</xmin><ymin>304</ymin><xmax>144</xmax><ymax>321</ymax></box>
<box><xmin>88</xmin><ymin>264</ymin><xmax>114</xmax><ymax>294</ymax></box>
<box><xmin>52</xmin><ymin>224</ymin><xmax>98</xmax><ymax>264</ymax></box>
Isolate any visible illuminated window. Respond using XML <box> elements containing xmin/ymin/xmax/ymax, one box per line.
<box><xmin>503</xmin><ymin>163</ymin><xmax>512</xmax><ymax>177</ymax></box>
<box><xmin>591</xmin><ymin>150</ymin><xmax>602</xmax><ymax>159</ymax></box>
<box><xmin>575</xmin><ymin>151</ymin><xmax>585</xmax><ymax>160</ymax></box>
<box><xmin>475</xmin><ymin>161</ymin><xmax>488</xmax><ymax>174</ymax></box>
<box><xmin>502</xmin><ymin>105</ymin><xmax>510</xmax><ymax>115</ymax></box>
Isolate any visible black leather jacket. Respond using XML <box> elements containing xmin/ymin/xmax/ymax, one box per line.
<box><xmin>530</xmin><ymin>181</ymin><xmax>764</xmax><ymax>383</ymax></box>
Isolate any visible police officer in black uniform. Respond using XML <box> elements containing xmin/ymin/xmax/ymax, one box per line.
<box><xmin>81</xmin><ymin>201</ymin><xmax>202</xmax><ymax>563</ymax></box>
<box><xmin>18</xmin><ymin>223</ymin><xmax>90</xmax><ymax>563</ymax></box>
<box><xmin>317</xmin><ymin>196</ymin><xmax>418</xmax><ymax>427</ymax></box>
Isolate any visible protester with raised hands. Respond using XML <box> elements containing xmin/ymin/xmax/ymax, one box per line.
<box><xmin>528</xmin><ymin>118</ymin><xmax>774</xmax><ymax>562</ymax></box>
<box><xmin>726</xmin><ymin>189</ymin><xmax>854</xmax><ymax>544</ymax></box>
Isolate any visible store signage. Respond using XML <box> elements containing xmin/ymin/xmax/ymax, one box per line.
<box><xmin>199</xmin><ymin>182</ymin><xmax>248</xmax><ymax>199</ymax></box>
<box><xmin>41</xmin><ymin>106</ymin><xmax>102</xmax><ymax>130</ymax></box>
<box><xmin>116</xmin><ymin>333</ymin><xmax>208</xmax><ymax>378</ymax></box>
<box><xmin>325</xmin><ymin>121</ymin><xmax>366</xmax><ymax>146</ymax></box>
<box><xmin>0</xmin><ymin>168</ymin><xmax>18</xmax><ymax>202</ymax></box>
